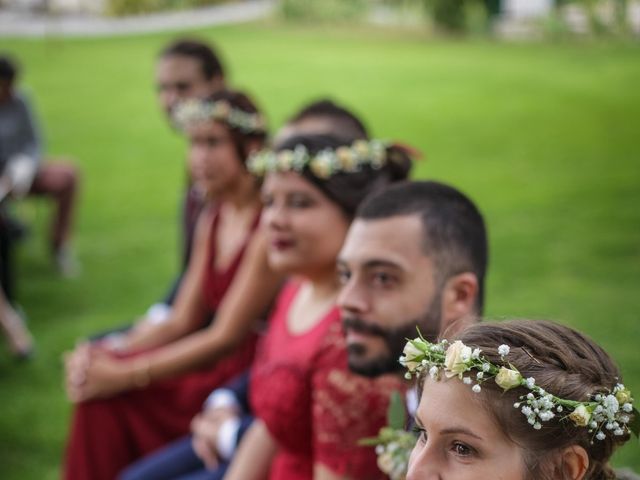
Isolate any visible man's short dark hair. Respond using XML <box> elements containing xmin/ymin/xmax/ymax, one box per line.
<box><xmin>356</xmin><ymin>180</ymin><xmax>489</xmax><ymax>313</ymax></box>
<box><xmin>0</xmin><ymin>55</ymin><xmax>18</xmax><ymax>83</ymax></box>
<box><xmin>289</xmin><ymin>99</ymin><xmax>368</xmax><ymax>140</ymax></box>
<box><xmin>160</xmin><ymin>38</ymin><xmax>225</xmax><ymax>81</ymax></box>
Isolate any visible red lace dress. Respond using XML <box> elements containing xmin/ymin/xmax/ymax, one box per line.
<box><xmin>250</xmin><ymin>281</ymin><xmax>405</xmax><ymax>480</ymax></box>
<box><xmin>64</xmin><ymin>208</ymin><xmax>260</xmax><ymax>480</ymax></box>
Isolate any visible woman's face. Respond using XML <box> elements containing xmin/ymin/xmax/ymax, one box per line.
<box><xmin>407</xmin><ymin>377</ymin><xmax>525</xmax><ymax>480</ymax></box>
<box><xmin>187</xmin><ymin>120</ymin><xmax>244</xmax><ymax>198</ymax></box>
<box><xmin>261</xmin><ymin>171</ymin><xmax>349</xmax><ymax>276</ymax></box>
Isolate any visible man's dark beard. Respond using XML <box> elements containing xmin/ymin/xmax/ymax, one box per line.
<box><xmin>343</xmin><ymin>298</ymin><xmax>442</xmax><ymax>378</ymax></box>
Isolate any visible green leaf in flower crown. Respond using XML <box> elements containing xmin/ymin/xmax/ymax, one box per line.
<box><xmin>629</xmin><ymin>407</ymin><xmax>640</xmax><ymax>439</ymax></box>
<box><xmin>388</xmin><ymin>390</ymin><xmax>406</xmax><ymax>430</ymax></box>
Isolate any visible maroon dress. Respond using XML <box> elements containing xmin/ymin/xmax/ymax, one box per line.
<box><xmin>64</xmin><ymin>208</ymin><xmax>260</xmax><ymax>480</ymax></box>
<box><xmin>250</xmin><ymin>281</ymin><xmax>405</xmax><ymax>480</ymax></box>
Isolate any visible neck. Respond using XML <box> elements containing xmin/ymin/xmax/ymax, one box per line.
<box><xmin>218</xmin><ymin>173</ymin><xmax>259</xmax><ymax>210</ymax></box>
<box><xmin>302</xmin><ymin>266</ymin><xmax>340</xmax><ymax>301</ymax></box>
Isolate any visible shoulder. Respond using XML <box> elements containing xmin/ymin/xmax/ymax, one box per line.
<box><xmin>617</xmin><ymin>469</ymin><xmax>640</xmax><ymax>480</ymax></box>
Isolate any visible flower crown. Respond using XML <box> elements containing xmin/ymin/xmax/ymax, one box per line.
<box><xmin>400</xmin><ymin>333</ymin><xmax>639</xmax><ymax>443</ymax></box>
<box><xmin>247</xmin><ymin>139</ymin><xmax>389</xmax><ymax>179</ymax></box>
<box><xmin>172</xmin><ymin>99</ymin><xmax>266</xmax><ymax>134</ymax></box>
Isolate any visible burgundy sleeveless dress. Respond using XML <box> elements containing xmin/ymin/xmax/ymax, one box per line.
<box><xmin>64</xmin><ymin>208</ymin><xmax>260</xmax><ymax>480</ymax></box>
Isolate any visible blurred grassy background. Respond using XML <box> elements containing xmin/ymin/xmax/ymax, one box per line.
<box><xmin>1</xmin><ymin>22</ymin><xmax>639</xmax><ymax>479</ymax></box>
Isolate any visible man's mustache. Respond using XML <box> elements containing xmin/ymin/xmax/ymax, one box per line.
<box><xmin>342</xmin><ymin>317</ymin><xmax>388</xmax><ymax>338</ymax></box>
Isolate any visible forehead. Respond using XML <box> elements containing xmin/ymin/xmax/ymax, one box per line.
<box><xmin>156</xmin><ymin>55</ymin><xmax>204</xmax><ymax>81</ymax></box>
<box><xmin>262</xmin><ymin>171</ymin><xmax>315</xmax><ymax>194</ymax></box>
<box><xmin>418</xmin><ymin>377</ymin><xmax>493</xmax><ymax>433</ymax></box>
<box><xmin>340</xmin><ymin>216</ymin><xmax>427</xmax><ymax>270</ymax></box>
<box><xmin>187</xmin><ymin>119</ymin><xmax>228</xmax><ymax>139</ymax></box>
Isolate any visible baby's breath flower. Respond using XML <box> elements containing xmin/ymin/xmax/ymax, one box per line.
<box><xmin>472</xmin><ymin>384</ymin><xmax>481</xmax><ymax>393</ymax></box>
<box><xmin>498</xmin><ymin>344</ymin><xmax>510</xmax><ymax>357</ymax></box>
<box><xmin>596</xmin><ymin>431</ymin><xmax>606</xmax><ymax>441</ymax></box>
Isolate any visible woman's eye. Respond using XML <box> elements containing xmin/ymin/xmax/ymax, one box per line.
<box><xmin>452</xmin><ymin>442</ymin><xmax>474</xmax><ymax>457</ymax></box>
<box><xmin>287</xmin><ymin>195</ymin><xmax>314</xmax><ymax>208</ymax></box>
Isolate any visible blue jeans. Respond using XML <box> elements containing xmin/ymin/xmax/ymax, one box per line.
<box><xmin>119</xmin><ymin>436</ymin><xmax>228</xmax><ymax>480</ymax></box>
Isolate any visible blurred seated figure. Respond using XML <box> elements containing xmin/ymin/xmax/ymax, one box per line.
<box><xmin>63</xmin><ymin>90</ymin><xmax>271</xmax><ymax>480</ymax></box>
<box><xmin>0</xmin><ymin>273</ymin><xmax>32</xmax><ymax>359</ymax></box>
<box><xmin>0</xmin><ymin>54</ymin><xmax>80</xmax><ymax>276</ymax></box>
<box><xmin>99</xmin><ymin>38</ymin><xmax>227</xmax><ymax>341</ymax></box>
<box><xmin>118</xmin><ymin>98</ymin><xmax>374</xmax><ymax>480</ymax></box>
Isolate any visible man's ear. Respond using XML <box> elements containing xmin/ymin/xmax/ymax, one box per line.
<box><xmin>440</xmin><ymin>272</ymin><xmax>479</xmax><ymax>334</ymax></box>
<box><xmin>560</xmin><ymin>445</ymin><xmax>589</xmax><ymax>480</ymax></box>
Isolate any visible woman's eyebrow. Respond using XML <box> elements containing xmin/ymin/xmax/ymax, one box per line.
<box><xmin>440</xmin><ymin>427</ymin><xmax>484</xmax><ymax>441</ymax></box>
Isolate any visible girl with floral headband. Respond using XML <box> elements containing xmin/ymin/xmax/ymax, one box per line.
<box><xmin>221</xmin><ymin>133</ymin><xmax>415</xmax><ymax>480</ymax></box>
<box><xmin>401</xmin><ymin>320</ymin><xmax>638</xmax><ymax>480</ymax></box>
<box><xmin>63</xmin><ymin>90</ymin><xmax>269</xmax><ymax>480</ymax></box>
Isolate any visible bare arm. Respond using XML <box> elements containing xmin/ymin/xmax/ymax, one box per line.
<box><xmin>67</xmin><ymin>229</ymin><xmax>284</xmax><ymax>401</ymax></box>
<box><xmin>120</xmin><ymin>207</ymin><xmax>213</xmax><ymax>352</ymax></box>
<box><xmin>224</xmin><ymin>420</ymin><xmax>277</xmax><ymax>480</ymax></box>
<box><xmin>142</xmin><ymin>230</ymin><xmax>283</xmax><ymax>378</ymax></box>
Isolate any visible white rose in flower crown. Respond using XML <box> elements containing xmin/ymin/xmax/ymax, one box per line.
<box><xmin>444</xmin><ymin>341</ymin><xmax>472</xmax><ymax>378</ymax></box>
<box><xmin>495</xmin><ymin>367</ymin><xmax>522</xmax><ymax>391</ymax></box>
<box><xmin>569</xmin><ymin>404</ymin><xmax>591</xmax><ymax>427</ymax></box>
<box><xmin>615</xmin><ymin>388</ymin><xmax>632</xmax><ymax>406</ymax></box>
<box><xmin>401</xmin><ymin>341</ymin><xmax>424</xmax><ymax>373</ymax></box>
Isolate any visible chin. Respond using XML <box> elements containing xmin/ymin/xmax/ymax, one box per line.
<box><xmin>266</xmin><ymin>253</ymin><xmax>301</xmax><ymax>273</ymax></box>
<box><xmin>347</xmin><ymin>350</ymin><xmax>400</xmax><ymax>378</ymax></box>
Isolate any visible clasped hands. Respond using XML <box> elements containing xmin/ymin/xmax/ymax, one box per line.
<box><xmin>63</xmin><ymin>340</ymin><xmax>137</xmax><ymax>403</ymax></box>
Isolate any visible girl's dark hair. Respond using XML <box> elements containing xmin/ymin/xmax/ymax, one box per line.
<box><xmin>206</xmin><ymin>89</ymin><xmax>267</xmax><ymax>163</ymax></box>
<box><xmin>275</xmin><ymin>134</ymin><xmax>412</xmax><ymax>218</ymax></box>
<box><xmin>160</xmin><ymin>38</ymin><xmax>225</xmax><ymax>80</ymax></box>
<box><xmin>440</xmin><ymin>320</ymin><xmax>630</xmax><ymax>480</ymax></box>
<box><xmin>0</xmin><ymin>55</ymin><xmax>18</xmax><ymax>83</ymax></box>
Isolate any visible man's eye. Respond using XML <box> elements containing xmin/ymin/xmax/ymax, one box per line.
<box><xmin>372</xmin><ymin>272</ymin><xmax>395</xmax><ymax>287</ymax></box>
<box><xmin>337</xmin><ymin>270</ymin><xmax>350</xmax><ymax>285</ymax></box>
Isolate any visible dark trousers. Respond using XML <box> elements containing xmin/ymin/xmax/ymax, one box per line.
<box><xmin>118</xmin><ymin>436</ymin><xmax>228</xmax><ymax>480</ymax></box>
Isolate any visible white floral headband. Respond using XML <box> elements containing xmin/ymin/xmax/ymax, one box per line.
<box><xmin>247</xmin><ymin>139</ymin><xmax>389</xmax><ymax>179</ymax></box>
<box><xmin>400</xmin><ymin>334</ymin><xmax>639</xmax><ymax>443</ymax></box>
<box><xmin>172</xmin><ymin>99</ymin><xmax>266</xmax><ymax>134</ymax></box>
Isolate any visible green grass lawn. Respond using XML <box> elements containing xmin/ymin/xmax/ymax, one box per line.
<box><xmin>1</xmin><ymin>23</ymin><xmax>639</xmax><ymax>478</ymax></box>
